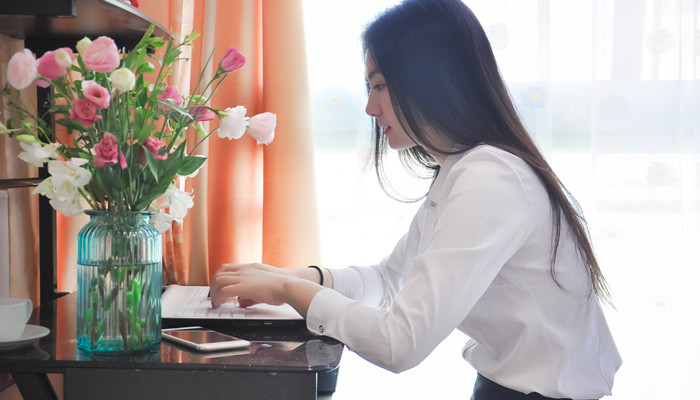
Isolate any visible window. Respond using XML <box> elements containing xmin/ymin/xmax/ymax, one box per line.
<box><xmin>304</xmin><ymin>1</ymin><xmax>700</xmax><ymax>398</ymax></box>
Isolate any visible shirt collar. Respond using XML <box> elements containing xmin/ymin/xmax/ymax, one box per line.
<box><xmin>425</xmin><ymin>151</ymin><xmax>465</xmax><ymax>205</ymax></box>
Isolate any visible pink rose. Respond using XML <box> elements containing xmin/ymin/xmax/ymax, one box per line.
<box><xmin>246</xmin><ymin>112</ymin><xmax>276</xmax><ymax>145</ymax></box>
<box><xmin>81</xmin><ymin>80</ymin><xmax>110</xmax><ymax>109</ymax></box>
<box><xmin>36</xmin><ymin>48</ymin><xmax>73</xmax><ymax>85</ymax></box>
<box><xmin>94</xmin><ymin>133</ymin><xmax>127</xmax><ymax>168</ymax></box>
<box><xmin>191</xmin><ymin>103</ymin><xmax>216</xmax><ymax>122</ymax></box>
<box><xmin>157</xmin><ymin>85</ymin><xmax>183</xmax><ymax>112</ymax></box>
<box><xmin>69</xmin><ymin>98</ymin><xmax>102</xmax><ymax>128</ymax></box>
<box><xmin>138</xmin><ymin>136</ymin><xmax>168</xmax><ymax>163</ymax></box>
<box><xmin>7</xmin><ymin>49</ymin><xmax>37</xmax><ymax>90</ymax></box>
<box><xmin>218</xmin><ymin>47</ymin><xmax>246</xmax><ymax>73</ymax></box>
<box><xmin>83</xmin><ymin>36</ymin><xmax>121</xmax><ymax>73</ymax></box>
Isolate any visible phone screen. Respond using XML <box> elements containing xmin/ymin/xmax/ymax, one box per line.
<box><xmin>163</xmin><ymin>329</ymin><xmax>250</xmax><ymax>351</ymax></box>
<box><xmin>166</xmin><ymin>330</ymin><xmax>239</xmax><ymax>344</ymax></box>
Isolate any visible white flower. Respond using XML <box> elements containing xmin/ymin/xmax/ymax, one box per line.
<box><xmin>44</xmin><ymin>142</ymin><xmax>61</xmax><ymax>159</ymax></box>
<box><xmin>55</xmin><ymin>49</ymin><xmax>73</xmax><ymax>69</ymax></box>
<box><xmin>218</xmin><ymin>106</ymin><xmax>248</xmax><ymax>140</ymax></box>
<box><xmin>46</xmin><ymin>159</ymin><xmax>90</xmax><ymax>216</ymax></box>
<box><xmin>50</xmin><ymin>194</ymin><xmax>85</xmax><ymax>216</ymax></box>
<box><xmin>18</xmin><ymin>142</ymin><xmax>55</xmax><ymax>167</ymax></box>
<box><xmin>110</xmin><ymin>68</ymin><xmax>136</xmax><ymax>92</ymax></box>
<box><xmin>76</xmin><ymin>37</ymin><xmax>91</xmax><ymax>57</ymax></box>
<box><xmin>48</xmin><ymin>158</ymin><xmax>91</xmax><ymax>198</ymax></box>
<box><xmin>150</xmin><ymin>210</ymin><xmax>176</xmax><ymax>233</ymax></box>
<box><xmin>159</xmin><ymin>185</ymin><xmax>194</xmax><ymax>220</ymax></box>
<box><xmin>246</xmin><ymin>112</ymin><xmax>277</xmax><ymax>144</ymax></box>
<box><xmin>32</xmin><ymin>177</ymin><xmax>56</xmax><ymax>199</ymax></box>
<box><xmin>41</xmin><ymin>162</ymin><xmax>91</xmax><ymax>216</ymax></box>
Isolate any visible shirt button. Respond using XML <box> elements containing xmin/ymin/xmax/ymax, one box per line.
<box><xmin>429</xmin><ymin>201</ymin><xmax>437</xmax><ymax>207</ymax></box>
<box><xmin>318</xmin><ymin>325</ymin><xmax>324</xmax><ymax>333</ymax></box>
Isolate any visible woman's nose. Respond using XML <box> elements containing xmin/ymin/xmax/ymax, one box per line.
<box><xmin>365</xmin><ymin>94</ymin><xmax>380</xmax><ymax>117</ymax></box>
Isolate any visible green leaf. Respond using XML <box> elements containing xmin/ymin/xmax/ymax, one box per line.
<box><xmin>150</xmin><ymin>38</ymin><xmax>166</xmax><ymax>48</ymax></box>
<box><xmin>144</xmin><ymin>150</ymin><xmax>160</xmax><ymax>183</ymax></box>
<box><xmin>55</xmin><ymin>118</ymin><xmax>85</xmax><ymax>132</ymax></box>
<box><xmin>185</xmin><ymin>32</ymin><xmax>201</xmax><ymax>43</ymax></box>
<box><xmin>135</xmin><ymin>61</ymin><xmax>155</xmax><ymax>75</ymax></box>
<box><xmin>135</xmin><ymin>123</ymin><xmax>156</xmax><ymax>143</ymax></box>
<box><xmin>157</xmin><ymin>101</ymin><xmax>193</xmax><ymax>120</ymax></box>
<box><xmin>137</xmin><ymin>85</ymin><xmax>149</xmax><ymax>107</ymax></box>
<box><xmin>176</xmin><ymin>155</ymin><xmax>206</xmax><ymax>177</ymax></box>
<box><xmin>47</xmin><ymin>104</ymin><xmax>71</xmax><ymax>114</ymax></box>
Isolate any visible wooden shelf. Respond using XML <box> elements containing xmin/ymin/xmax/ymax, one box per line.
<box><xmin>0</xmin><ymin>178</ymin><xmax>43</xmax><ymax>190</ymax></box>
<box><xmin>0</xmin><ymin>0</ymin><xmax>171</xmax><ymax>47</ymax></box>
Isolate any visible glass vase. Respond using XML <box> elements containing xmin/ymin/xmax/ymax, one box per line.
<box><xmin>76</xmin><ymin>211</ymin><xmax>162</xmax><ymax>354</ymax></box>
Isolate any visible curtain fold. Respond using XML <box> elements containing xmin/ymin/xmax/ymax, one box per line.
<box><xmin>2</xmin><ymin>0</ymin><xmax>319</xmax><ymax>296</ymax></box>
<box><xmin>261</xmin><ymin>0</ymin><xmax>321</xmax><ymax>269</ymax></box>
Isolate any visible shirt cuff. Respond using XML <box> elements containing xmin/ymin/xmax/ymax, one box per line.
<box><xmin>306</xmin><ymin>287</ymin><xmax>354</xmax><ymax>336</ymax></box>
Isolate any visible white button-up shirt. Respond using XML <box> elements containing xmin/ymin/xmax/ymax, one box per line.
<box><xmin>306</xmin><ymin>145</ymin><xmax>622</xmax><ymax>399</ymax></box>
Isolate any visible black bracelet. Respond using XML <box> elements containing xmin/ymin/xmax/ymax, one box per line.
<box><xmin>307</xmin><ymin>265</ymin><xmax>324</xmax><ymax>286</ymax></box>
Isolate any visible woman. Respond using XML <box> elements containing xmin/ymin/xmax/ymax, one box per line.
<box><xmin>210</xmin><ymin>0</ymin><xmax>622</xmax><ymax>398</ymax></box>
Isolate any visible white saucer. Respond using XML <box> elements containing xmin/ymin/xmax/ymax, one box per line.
<box><xmin>0</xmin><ymin>325</ymin><xmax>50</xmax><ymax>351</ymax></box>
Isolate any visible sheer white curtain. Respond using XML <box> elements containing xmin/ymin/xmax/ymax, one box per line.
<box><xmin>305</xmin><ymin>0</ymin><xmax>700</xmax><ymax>398</ymax></box>
<box><xmin>475</xmin><ymin>1</ymin><xmax>699</xmax><ymax>399</ymax></box>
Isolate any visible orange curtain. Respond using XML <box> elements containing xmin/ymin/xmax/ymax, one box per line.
<box><xmin>53</xmin><ymin>0</ymin><xmax>321</xmax><ymax>290</ymax></box>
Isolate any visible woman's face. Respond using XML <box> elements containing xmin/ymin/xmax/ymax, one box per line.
<box><xmin>364</xmin><ymin>54</ymin><xmax>417</xmax><ymax>150</ymax></box>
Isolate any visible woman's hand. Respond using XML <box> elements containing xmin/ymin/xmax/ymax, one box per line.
<box><xmin>209</xmin><ymin>263</ymin><xmax>325</xmax><ymax>318</ymax></box>
<box><xmin>210</xmin><ymin>263</ymin><xmax>288</xmax><ymax>308</ymax></box>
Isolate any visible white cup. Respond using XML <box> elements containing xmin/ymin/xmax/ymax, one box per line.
<box><xmin>0</xmin><ymin>298</ymin><xmax>33</xmax><ymax>341</ymax></box>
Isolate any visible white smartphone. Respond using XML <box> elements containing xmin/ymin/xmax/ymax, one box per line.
<box><xmin>162</xmin><ymin>328</ymin><xmax>251</xmax><ymax>352</ymax></box>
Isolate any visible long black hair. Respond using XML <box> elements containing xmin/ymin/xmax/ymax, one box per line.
<box><xmin>362</xmin><ymin>0</ymin><xmax>612</xmax><ymax>305</ymax></box>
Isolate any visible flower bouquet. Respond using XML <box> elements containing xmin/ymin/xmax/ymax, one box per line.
<box><xmin>1</xmin><ymin>23</ymin><xmax>276</xmax><ymax>353</ymax></box>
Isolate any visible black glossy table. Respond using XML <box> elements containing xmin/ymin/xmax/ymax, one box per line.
<box><xmin>0</xmin><ymin>293</ymin><xmax>343</xmax><ymax>400</ymax></box>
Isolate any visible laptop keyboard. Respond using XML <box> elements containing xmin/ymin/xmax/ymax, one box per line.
<box><xmin>177</xmin><ymin>286</ymin><xmax>248</xmax><ymax>318</ymax></box>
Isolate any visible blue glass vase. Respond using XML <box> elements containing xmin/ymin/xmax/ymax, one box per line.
<box><xmin>76</xmin><ymin>211</ymin><xmax>162</xmax><ymax>353</ymax></box>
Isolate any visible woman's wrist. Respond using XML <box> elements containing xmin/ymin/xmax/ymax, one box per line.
<box><xmin>280</xmin><ymin>276</ymin><xmax>324</xmax><ymax>318</ymax></box>
<box><xmin>290</xmin><ymin>266</ymin><xmax>319</xmax><ymax>282</ymax></box>
<box><xmin>286</xmin><ymin>265</ymin><xmax>334</xmax><ymax>288</ymax></box>
<box><xmin>307</xmin><ymin>265</ymin><xmax>324</xmax><ymax>286</ymax></box>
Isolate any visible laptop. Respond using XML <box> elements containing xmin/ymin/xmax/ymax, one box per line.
<box><xmin>161</xmin><ymin>285</ymin><xmax>304</xmax><ymax>328</ymax></box>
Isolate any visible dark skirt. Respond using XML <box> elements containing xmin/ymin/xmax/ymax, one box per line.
<box><xmin>471</xmin><ymin>373</ymin><xmax>593</xmax><ymax>400</ymax></box>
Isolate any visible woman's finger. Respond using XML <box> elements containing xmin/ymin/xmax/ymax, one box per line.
<box><xmin>238</xmin><ymin>298</ymin><xmax>258</xmax><ymax>308</ymax></box>
<box><xmin>213</xmin><ymin>263</ymin><xmax>248</xmax><ymax>278</ymax></box>
<box><xmin>210</xmin><ymin>275</ymin><xmax>244</xmax><ymax>308</ymax></box>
